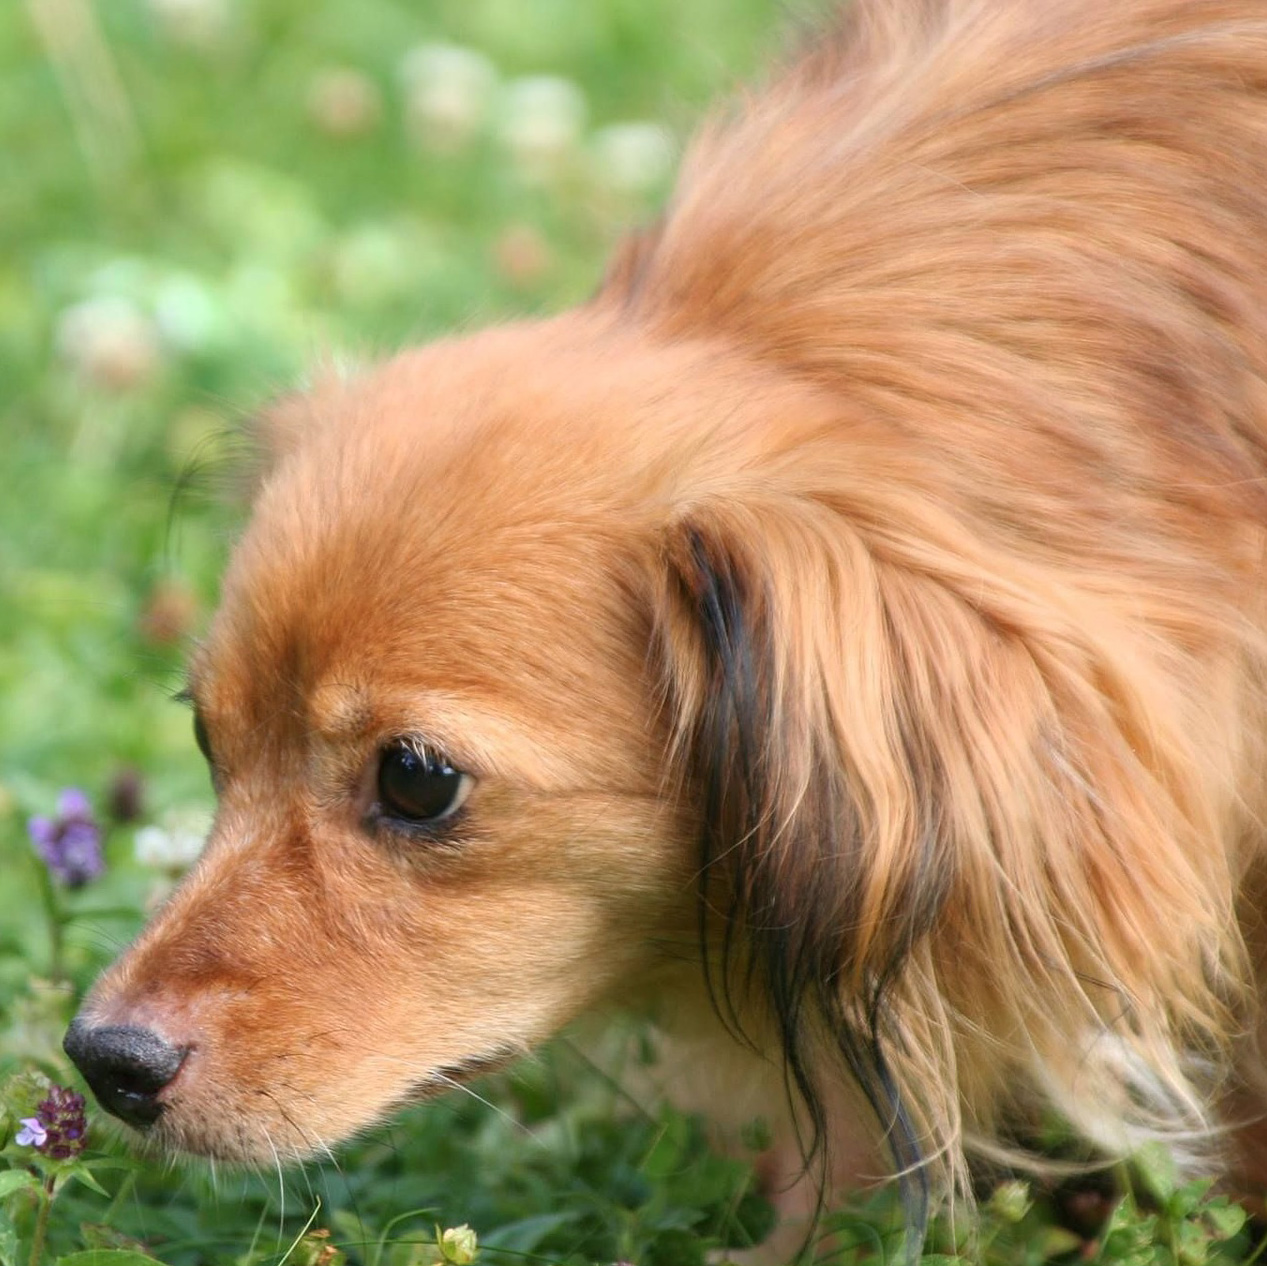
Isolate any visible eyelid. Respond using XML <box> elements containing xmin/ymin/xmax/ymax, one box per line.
<box><xmin>376</xmin><ymin>730</ymin><xmax>483</xmax><ymax>783</ymax></box>
<box><xmin>396</xmin><ymin>734</ymin><xmax>460</xmax><ymax>770</ymax></box>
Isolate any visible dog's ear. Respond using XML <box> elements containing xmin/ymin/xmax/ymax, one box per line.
<box><xmin>652</xmin><ymin>483</ymin><xmax>1244</xmax><ymax>1201</ymax></box>
<box><xmin>654</xmin><ymin>494</ymin><xmax>950</xmax><ymax>1207</ymax></box>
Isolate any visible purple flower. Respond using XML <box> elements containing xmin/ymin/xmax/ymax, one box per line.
<box><xmin>15</xmin><ymin>1117</ymin><xmax>47</xmax><ymax>1148</ymax></box>
<box><xmin>28</xmin><ymin>788</ymin><xmax>104</xmax><ymax>887</ymax></box>
<box><xmin>23</xmin><ymin>1085</ymin><xmax>88</xmax><ymax>1160</ymax></box>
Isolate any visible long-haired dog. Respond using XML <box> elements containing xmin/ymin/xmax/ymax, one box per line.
<box><xmin>65</xmin><ymin>0</ymin><xmax>1267</xmax><ymax>1250</ymax></box>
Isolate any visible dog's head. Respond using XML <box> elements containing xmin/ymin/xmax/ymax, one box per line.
<box><xmin>65</xmin><ymin>314</ymin><xmax>877</xmax><ymax>1164</ymax></box>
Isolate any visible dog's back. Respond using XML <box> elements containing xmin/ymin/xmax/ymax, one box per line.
<box><xmin>615</xmin><ymin>0</ymin><xmax>1267</xmax><ymax>543</ymax></box>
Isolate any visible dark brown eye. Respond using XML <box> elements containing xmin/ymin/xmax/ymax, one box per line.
<box><xmin>193</xmin><ymin>712</ymin><xmax>213</xmax><ymax>765</ymax></box>
<box><xmin>377</xmin><ymin>742</ymin><xmax>471</xmax><ymax>826</ymax></box>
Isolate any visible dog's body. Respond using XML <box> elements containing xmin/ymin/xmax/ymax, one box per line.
<box><xmin>67</xmin><ymin>0</ymin><xmax>1267</xmax><ymax>1248</ymax></box>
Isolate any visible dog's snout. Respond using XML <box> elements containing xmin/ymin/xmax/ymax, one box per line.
<box><xmin>63</xmin><ymin>1017</ymin><xmax>188</xmax><ymax>1129</ymax></box>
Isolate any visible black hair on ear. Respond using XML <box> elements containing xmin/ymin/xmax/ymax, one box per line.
<box><xmin>662</xmin><ymin>514</ymin><xmax>937</xmax><ymax>1245</ymax></box>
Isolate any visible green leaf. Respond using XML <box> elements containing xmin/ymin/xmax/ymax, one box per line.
<box><xmin>476</xmin><ymin>1212</ymin><xmax>577</xmax><ymax>1252</ymax></box>
<box><xmin>719</xmin><ymin>1191</ymin><xmax>775</xmax><ymax>1250</ymax></box>
<box><xmin>0</xmin><ymin>1170</ymin><xmax>39</xmax><ymax>1200</ymax></box>
<box><xmin>0</xmin><ymin>1204</ymin><xmax>18</xmax><ymax>1266</ymax></box>
<box><xmin>60</xmin><ymin>1166</ymin><xmax>110</xmax><ymax>1198</ymax></box>
<box><xmin>55</xmin><ymin>1250</ymin><xmax>167</xmax><ymax>1266</ymax></box>
<box><xmin>1040</xmin><ymin>1227</ymin><xmax>1084</xmax><ymax>1259</ymax></box>
<box><xmin>1170</xmin><ymin>1178</ymin><xmax>1215</xmax><ymax>1220</ymax></box>
<box><xmin>76</xmin><ymin>1227</ymin><xmax>148</xmax><ymax>1254</ymax></box>
<box><xmin>73</xmin><ymin>1159</ymin><xmax>141</xmax><ymax>1177</ymax></box>
<box><xmin>642</xmin><ymin>1228</ymin><xmax>705</xmax><ymax>1266</ymax></box>
<box><xmin>1203</xmin><ymin>1202</ymin><xmax>1248</xmax><ymax>1241</ymax></box>
<box><xmin>1177</xmin><ymin>1217</ymin><xmax>1213</xmax><ymax>1266</ymax></box>
<box><xmin>1134</xmin><ymin>1143</ymin><xmax>1179</xmax><ymax>1206</ymax></box>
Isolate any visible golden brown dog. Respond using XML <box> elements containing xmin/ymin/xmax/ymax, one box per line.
<box><xmin>65</xmin><ymin>0</ymin><xmax>1267</xmax><ymax>1247</ymax></box>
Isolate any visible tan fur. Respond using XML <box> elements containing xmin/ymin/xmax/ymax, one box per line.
<box><xmin>74</xmin><ymin>0</ymin><xmax>1267</xmax><ymax>1241</ymax></box>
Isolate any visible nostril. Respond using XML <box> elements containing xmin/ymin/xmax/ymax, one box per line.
<box><xmin>64</xmin><ymin>1017</ymin><xmax>188</xmax><ymax>1129</ymax></box>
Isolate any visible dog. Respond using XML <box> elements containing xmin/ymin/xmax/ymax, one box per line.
<box><xmin>64</xmin><ymin>0</ymin><xmax>1267</xmax><ymax>1250</ymax></box>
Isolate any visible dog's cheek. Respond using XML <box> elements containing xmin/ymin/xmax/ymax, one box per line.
<box><xmin>263</xmin><ymin>808</ymin><xmax>695</xmax><ymax>1147</ymax></box>
<box><xmin>358</xmin><ymin>801</ymin><xmax>696</xmax><ymax>1044</ymax></box>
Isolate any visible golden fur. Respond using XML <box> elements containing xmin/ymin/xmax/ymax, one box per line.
<box><xmin>70</xmin><ymin>0</ymin><xmax>1267</xmax><ymax>1247</ymax></box>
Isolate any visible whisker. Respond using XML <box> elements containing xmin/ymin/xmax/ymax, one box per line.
<box><xmin>262</xmin><ymin>1123</ymin><xmax>287</xmax><ymax>1242</ymax></box>
<box><xmin>425</xmin><ymin>1071</ymin><xmax>542</xmax><ymax>1143</ymax></box>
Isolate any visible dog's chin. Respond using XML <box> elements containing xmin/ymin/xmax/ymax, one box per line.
<box><xmin>404</xmin><ymin>1047</ymin><xmax>522</xmax><ymax>1103</ymax></box>
<box><xmin>104</xmin><ymin>1111</ymin><xmax>306</xmax><ymax>1168</ymax></box>
<box><xmin>122</xmin><ymin>1098</ymin><xmax>407</xmax><ymax>1166</ymax></box>
<box><xmin>115</xmin><ymin>1043</ymin><xmax>528</xmax><ymax>1167</ymax></box>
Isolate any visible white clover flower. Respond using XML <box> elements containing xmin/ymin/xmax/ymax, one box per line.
<box><xmin>496</xmin><ymin>76</ymin><xmax>586</xmax><ymax>183</ymax></box>
<box><xmin>307</xmin><ymin>68</ymin><xmax>382</xmax><ymax>139</ymax></box>
<box><xmin>437</xmin><ymin>1224</ymin><xmax>478</xmax><ymax>1265</ymax></box>
<box><xmin>591</xmin><ymin>121</ymin><xmax>675</xmax><ymax>194</ymax></box>
<box><xmin>134</xmin><ymin>807</ymin><xmax>211</xmax><ymax>873</ymax></box>
<box><xmin>401</xmin><ymin>43</ymin><xmax>498</xmax><ymax>153</ymax></box>
<box><xmin>55</xmin><ymin>296</ymin><xmax>162</xmax><ymax>391</ymax></box>
<box><xmin>133</xmin><ymin>826</ymin><xmax>178</xmax><ymax>870</ymax></box>
<box><xmin>153</xmin><ymin>274</ymin><xmax>224</xmax><ymax>354</ymax></box>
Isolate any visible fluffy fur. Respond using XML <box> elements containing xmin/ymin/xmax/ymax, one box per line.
<box><xmin>71</xmin><ymin>0</ymin><xmax>1267</xmax><ymax>1249</ymax></box>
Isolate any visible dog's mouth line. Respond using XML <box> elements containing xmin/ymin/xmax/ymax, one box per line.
<box><xmin>407</xmin><ymin>1046</ymin><xmax>520</xmax><ymax>1101</ymax></box>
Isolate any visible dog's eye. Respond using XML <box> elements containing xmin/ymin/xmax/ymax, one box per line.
<box><xmin>377</xmin><ymin>742</ymin><xmax>471</xmax><ymax>825</ymax></box>
<box><xmin>193</xmin><ymin>712</ymin><xmax>213</xmax><ymax>765</ymax></box>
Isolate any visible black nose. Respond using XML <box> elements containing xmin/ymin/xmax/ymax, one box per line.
<box><xmin>63</xmin><ymin>1018</ymin><xmax>186</xmax><ymax>1129</ymax></box>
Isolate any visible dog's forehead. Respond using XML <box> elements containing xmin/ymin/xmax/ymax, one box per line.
<box><xmin>200</xmin><ymin>504</ymin><xmax>641</xmax><ymax>737</ymax></box>
<box><xmin>192</xmin><ymin>327</ymin><xmax>673</xmax><ymax>748</ymax></box>
<box><xmin>299</xmin><ymin>680</ymin><xmax>594</xmax><ymax>786</ymax></box>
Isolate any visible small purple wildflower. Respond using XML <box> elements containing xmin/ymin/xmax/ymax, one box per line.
<box><xmin>28</xmin><ymin>788</ymin><xmax>104</xmax><ymax>887</ymax></box>
<box><xmin>24</xmin><ymin>1085</ymin><xmax>88</xmax><ymax>1161</ymax></box>
<box><xmin>15</xmin><ymin>1117</ymin><xmax>47</xmax><ymax>1148</ymax></box>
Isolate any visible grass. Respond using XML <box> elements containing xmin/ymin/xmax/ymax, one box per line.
<box><xmin>0</xmin><ymin>0</ymin><xmax>1262</xmax><ymax>1263</ymax></box>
